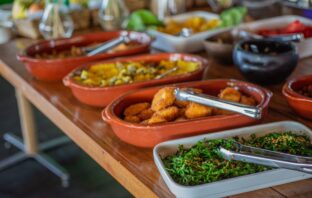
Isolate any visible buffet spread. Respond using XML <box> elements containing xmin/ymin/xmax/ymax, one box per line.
<box><xmin>7</xmin><ymin>2</ymin><xmax>312</xmax><ymax>197</ymax></box>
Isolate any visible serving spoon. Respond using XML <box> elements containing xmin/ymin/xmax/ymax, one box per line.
<box><xmin>155</xmin><ymin>67</ymin><xmax>179</xmax><ymax>79</ymax></box>
<box><xmin>85</xmin><ymin>31</ymin><xmax>130</xmax><ymax>56</ymax></box>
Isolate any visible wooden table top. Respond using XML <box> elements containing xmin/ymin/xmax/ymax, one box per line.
<box><xmin>0</xmin><ymin>38</ymin><xmax>312</xmax><ymax>198</ymax></box>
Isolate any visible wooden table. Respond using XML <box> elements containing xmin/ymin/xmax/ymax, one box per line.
<box><xmin>0</xmin><ymin>38</ymin><xmax>312</xmax><ymax>198</ymax></box>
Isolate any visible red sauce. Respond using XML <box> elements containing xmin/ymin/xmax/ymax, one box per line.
<box><xmin>257</xmin><ymin>20</ymin><xmax>312</xmax><ymax>39</ymax></box>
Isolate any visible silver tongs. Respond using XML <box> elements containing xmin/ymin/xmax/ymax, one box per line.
<box><xmin>174</xmin><ymin>88</ymin><xmax>262</xmax><ymax>119</ymax></box>
<box><xmin>219</xmin><ymin>141</ymin><xmax>312</xmax><ymax>174</ymax></box>
<box><xmin>85</xmin><ymin>31</ymin><xmax>130</xmax><ymax>56</ymax></box>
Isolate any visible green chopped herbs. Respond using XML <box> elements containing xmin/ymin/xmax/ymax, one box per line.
<box><xmin>162</xmin><ymin>132</ymin><xmax>312</xmax><ymax>186</ymax></box>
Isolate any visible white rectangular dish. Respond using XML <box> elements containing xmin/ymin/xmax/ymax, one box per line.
<box><xmin>148</xmin><ymin>11</ymin><xmax>229</xmax><ymax>53</ymax></box>
<box><xmin>238</xmin><ymin>15</ymin><xmax>312</xmax><ymax>59</ymax></box>
<box><xmin>153</xmin><ymin>121</ymin><xmax>312</xmax><ymax>198</ymax></box>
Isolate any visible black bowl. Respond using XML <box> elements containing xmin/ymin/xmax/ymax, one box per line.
<box><xmin>233</xmin><ymin>39</ymin><xmax>299</xmax><ymax>85</ymax></box>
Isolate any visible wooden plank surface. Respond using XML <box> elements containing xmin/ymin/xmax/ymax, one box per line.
<box><xmin>0</xmin><ymin>38</ymin><xmax>312</xmax><ymax>198</ymax></box>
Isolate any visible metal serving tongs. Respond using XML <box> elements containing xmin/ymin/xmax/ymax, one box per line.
<box><xmin>219</xmin><ymin>141</ymin><xmax>312</xmax><ymax>174</ymax></box>
<box><xmin>85</xmin><ymin>31</ymin><xmax>130</xmax><ymax>56</ymax></box>
<box><xmin>174</xmin><ymin>88</ymin><xmax>262</xmax><ymax>119</ymax></box>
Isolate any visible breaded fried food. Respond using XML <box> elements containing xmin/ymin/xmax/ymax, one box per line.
<box><xmin>154</xmin><ymin>106</ymin><xmax>179</xmax><ymax>121</ymax></box>
<box><xmin>151</xmin><ymin>87</ymin><xmax>175</xmax><ymax>111</ymax></box>
<box><xmin>174</xmin><ymin>100</ymin><xmax>189</xmax><ymax>108</ymax></box>
<box><xmin>124</xmin><ymin>102</ymin><xmax>150</xmax><ymax>116</ymax></box>
<box><xmin>174</xmin><ymin>88</ymin><xmax>203</xmax><ymax>107</ymax></box>
<box><xmin>219</xmin><ymin>87</ymin><xmax>241</xmax><ymax>102</ymax></box>
<box><xmin>124</xmin><ymin>115</ymin><xmax>141</xmax><ymax>123</ymax></box>
<box><xmin>240</xmin><ymin>95</ymin><xmax>256</xmax><ymax>106</ymax></box>
<box><xmin>148</xmin><ymin>114</ymin><xmax>168</xmax><ymax>124</ymax></box>
<box><xmin>178</xmin><ymin>108</ymin><xmax>186</xmax><ymax>117</ymax></box>
<box><xmin>137</xmin><ymin>108</ymin><xmax>154</xmax><ymax>120</ymax></box>
<box><xmin>185</xmin><ymin>102</ymin><xmax>213</xmax><ymax>119</ymax></box>
<box><xmin>140</xmin><ymin>119</ymin><xmax>149</xmax><ymax>125</ymax></box>
<box><xmin>213</xmin><ymin>108</ymin><xmax>233</xmax><ymax>115</ymax></box>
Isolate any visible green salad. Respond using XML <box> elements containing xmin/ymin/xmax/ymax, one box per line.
<box><xmin>162</xmin><ymin>132</ymin><xmax>312</xmax><ymax>186</ymax></box>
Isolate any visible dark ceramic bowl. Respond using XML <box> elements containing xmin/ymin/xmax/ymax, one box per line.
<box><xmin>233</xmin><ymin>39</ymin><xmax>299</xmax><ymax>85</ymax></box>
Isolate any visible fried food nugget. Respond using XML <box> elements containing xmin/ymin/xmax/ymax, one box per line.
<box><xmin>213</xmin><ymin>108</ymin><xmax>233</xmax><ymax>115</ymax></box>
<box><xmin>178</xmin><ymin>108</ymin><xmax>186</xmax><ymax>117</ymax></box>
<box><xmin>174</xmin><ymin>100</ymin><xmax>189</xmax><ymax>108</ymax></box>
<box><xmin>185</xmin><ymin>102</ymin><xmax>213</xmax><ymax>119</ymax></box>
<box><xmin>174</xmin><ymin>88</ymin><xmax>203</xmax><ymax>107</ymax></box>
<box><xmin>240</xmin><ymin>95</ymin><xmax>256</xmax><ymax>106</ymax></box>
<box><xmin>148</xmin><ymin>114</ymin><xmax>168</xmax><ymax>124</ymax></box>
<box><xmin>154</xmin><ymin>106</ymin><xmax>179</xmax><ymax>121</ymax></box>
<box><xmin>219</xmin><ymin>87</ymin><xmax>241</xmax><ymax>102</ymax></box>
<box><xmin>124</xmin><ymin>115</ymin><xmax>140</xmax><ymax>123</ymax></box>
<box><xmin>124</xmin><ymin>102</ymin><xmax>150</xmax><ymax>116</ymax></box>
<box><xmin>140</xmin><ymin>119</ymin><xmax>150</xmax><ymax>125</ymax></box>
<box><xmin>137</xmin><ymin>108</ymin><xmax>154</xmax><ymax>120</ymax></box>
<box><xmin>151</xmin><ymin>87</ymin><xmax>175</xmax><ymax>111</ymax></box>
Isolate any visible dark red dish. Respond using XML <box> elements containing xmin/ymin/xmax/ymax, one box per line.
<box><xmin>102</xmin><ymin>79</ymin><xmax>272</xmax><ymax>148</ymax></box>
<box><xmin>283</xmin><ymin>74</ymin><xmax>312</xmax><ymax>120</ymax></box>
<box><xmin>17</xmin><ymin>31</ymin><xmax>152</xmax><ymax>81</ymax></box>
<box><xmin>63</xmin><ymin>53</ymin><xmax>208</xmax><ymax>107</ymax></box>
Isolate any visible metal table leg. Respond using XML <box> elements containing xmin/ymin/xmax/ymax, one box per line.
<box><xmin>0</xmin><ymin>89</ymin><xmax>71</xmax><ymax>187</ymax></box>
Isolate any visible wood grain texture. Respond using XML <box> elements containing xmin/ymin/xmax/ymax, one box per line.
<box><xmin>0</xmin><ymin>39</ymin><xmax>312</xmax><ymax>198</ymax></box>
<box><xmin>229</xmin><ymin>188</ymin><xmax>285</xmax><ymax>198</ymax></box>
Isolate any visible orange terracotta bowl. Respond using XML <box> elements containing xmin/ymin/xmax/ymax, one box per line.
<box><xmin>17</xmin><ymin>31</ymin><xmax>151</xmax><ymax>81</ymax></box>
<box><xmin>282</xmin><ymin>74</ymin><xmax>312</xmax><ymax>120</ymax></box>
<box><xmin>102</xmin><ymin>79</ymin><xmax>272</xmax><ymax>148</ymax></box>
<box><xmin>63</xmin><ymin>53</ymin><xmax>208</xmax><ymax>107</ymax></box>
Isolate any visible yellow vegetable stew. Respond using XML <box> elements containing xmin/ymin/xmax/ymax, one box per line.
<box><xmin>158</xmin><ymin>17</ymin><xmax>221</xmax><ymax>35</ymax></box>
<box><xmin>72</xmin><ymin>60</ymin><xmax>199</xmax><ymax>87</ymax></box>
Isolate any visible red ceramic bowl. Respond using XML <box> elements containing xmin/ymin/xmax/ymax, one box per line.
<box><xmin>17</xmin><ymin>31</ymin><xmax>151</xmax><ymax>81</ymax></box>
<box><xmin>282</xmin><ymin>74</ymin><xmax>312</xmax><ymax>120</ymax></box>
<box><xmin>63</xmin><ymin>53</ymin><xmax>208</xmax><ymax>107</ymax></box>
<box><xmin>102</xmin><ymin>79</ymin><xmax>272</xmax><ymax>148</ymax></box>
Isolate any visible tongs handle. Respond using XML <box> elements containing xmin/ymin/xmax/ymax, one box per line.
<box><xmin>235</xmin><ymin>142</ymin><xmax>312</xmax><ymax>163</ymax></box>
<box><xmin>87</xmin><ymin>31</ymin><xmax>129</xmax><ymax>56</ymax></box>
<box><xmin>220</xmin><ymin>147</ymin><xmax>312</xmax><ymax>174</ymax></box>
<box><xmin>174</xmin><ymin>89</ymin><xmax>262</xmax><ymax>119</ymax></box>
